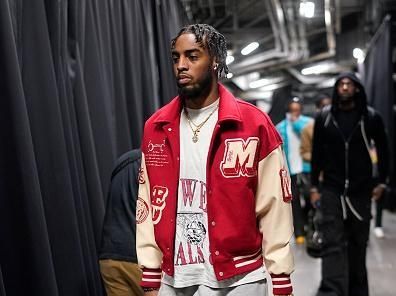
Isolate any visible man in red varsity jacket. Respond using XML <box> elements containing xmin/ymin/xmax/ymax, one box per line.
<box><xmin>136</xmin><ymin>24</ymin><xmax>294</xmax><ymax>296</ymax></box>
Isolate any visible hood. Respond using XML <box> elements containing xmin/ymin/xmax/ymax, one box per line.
<box><xmin>331</xmin><ymin>72</ymin><xmax>368</xmax><ymax>116</ymax></box>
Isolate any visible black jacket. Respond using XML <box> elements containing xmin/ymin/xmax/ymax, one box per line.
<box><xmin>311</xmin><ymin>72</ymin><xmax>389</xmax><ymax>195</ymax></box>
<box><xmin>99</xmin><ymin>149</ymin><xmax>141</xmax><ymax>262</ymax></box>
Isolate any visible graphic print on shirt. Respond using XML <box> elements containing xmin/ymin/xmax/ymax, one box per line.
<box><xmin>175</xmin><ymin>178</ymin><xmax>208</xmax><ymax>266</ymax></box>
<box><xmin>220</xmin><ymin>137</ymin><xmax>259</xmax><ymax>178</ymax></box>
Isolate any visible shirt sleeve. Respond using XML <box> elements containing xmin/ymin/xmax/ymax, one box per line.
<box><xmin>371</xmin><ymin>112</ymin><xmax>389</xmax><ymax>185</ymax></box>
<box><xmin>311</xmin><ymin>113</ymin><xmax>325</xmax><ymax>188</ymax></box>
<box><xmin>300</xmin><ymin>122</ymin><xmax>313</xmax><ymax>162</ymax></box>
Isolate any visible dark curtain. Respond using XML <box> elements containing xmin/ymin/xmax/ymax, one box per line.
<box><xmin>361</xmin><ymin>16</ymin><xmax>396</xmax><ymax>208</ymax></box>
<box><xmin>0</xmin><ymin>0</ymin><xmax>186</xmax><ymax>295</ymax></box>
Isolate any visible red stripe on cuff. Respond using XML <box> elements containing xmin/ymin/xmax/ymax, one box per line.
<box><xmin>140</xmin><ymin>267</ymin><xmax>162</xmax><ymax>288</ymax></box>
<box><xmin>271</xmin><ymin>273</ymin><xmax>293</xmax><ymax>295</ymax></box>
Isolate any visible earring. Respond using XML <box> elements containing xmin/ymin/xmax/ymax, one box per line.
<box><xmin>213</xmin><ymin>64</ymin><xmax>218</xmax><ymax>70</ymax></box>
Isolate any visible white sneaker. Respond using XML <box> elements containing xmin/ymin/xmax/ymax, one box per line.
<box><xmin>374</xmin><ymin>227</ymin><xmax>384</xmax><ymax>238</ymax></box>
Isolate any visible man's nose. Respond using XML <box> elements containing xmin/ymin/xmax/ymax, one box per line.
<box><xmin>177</xmin><ymin>57</ymin><xmax>188</xmax><ymax>71</ymax></box>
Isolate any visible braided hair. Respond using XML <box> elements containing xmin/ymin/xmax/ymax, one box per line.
<box><xmin>171</xmin><ymin>24</ymin><xmax>229</xmax><ymax>78</ymax></box>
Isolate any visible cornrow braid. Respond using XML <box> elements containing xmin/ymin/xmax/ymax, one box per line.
<box><xmin>171</xmin><ymin>24</ymin><xmax>229</xmax><ymax>78</ymax></box>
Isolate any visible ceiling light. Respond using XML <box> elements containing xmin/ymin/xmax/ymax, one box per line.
<box><xmin>300</xmin><ymin>1</ymin><xmax>315</xmax><ymax>18</ymax></box>
<box><xmin>226</xmin><ymin>55</ymin><xmax>235</xmax><ymax>65</ymax></box>
<box><xmin>226</xmin><ymin>73</ymin><xmax>233</xmax><ymax>79</ymax></box>
<box><xmin>241</xmin><ymin>42</ymin><xmax>259</xmax><ymax>56</ymax></box>
<box><xmin>249</xmin><ymin>78</ymin><xmax>269</xmax><ymax>89</ymax></box>
<box><xmin>301</xmin><ymin>63</ymin><xmax>331</xmax><ymax>75</ymax></box>
<box><xmin>353</xmin><ymin>48</ymin><xmax>365</xmax><ymax>63</ymax></box>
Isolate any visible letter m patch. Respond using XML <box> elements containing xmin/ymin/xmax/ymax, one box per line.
<box><xmin>220</xmin><ymin>137</ymin><xmax>259</xmax><ymax>178</ymax></box>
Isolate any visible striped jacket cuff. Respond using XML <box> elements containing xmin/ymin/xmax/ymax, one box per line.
<box><xmin>271</xmin><ymin>273</ymin><xmax>293</xmax><ymax>295</ymax></box>
<box><xmin>141</xmin><ymin>268</ymin><xmax>162</xmax><ymax>288</ymax></box>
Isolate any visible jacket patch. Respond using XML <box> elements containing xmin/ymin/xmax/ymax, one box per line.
<box><xmin>279</xmin><ymin>168</ymin><xmax>293</xmax><ymax>202</ymax></box>
<box><xmin>148</xmin><ymin>139</ymin><xmax>166</xmax><ymax>153</ymax></box>
<box><xmin>151</xmin><ymin>186</ymin><xmax>168</xmax><ymax>224</ymax></box>
<box><xmin>220</xmin><ymin>137</ymin><xmax>259</xmax><ymax>178</ymax></box>
<box><xmin>146</xmin><ymin>139</ymin><xmax>169</xmax><ymax>167</ymax></box>
<box><xmin>136</xmin><ymin>197</ymin><xmax>149</xmax><ymax>224</ymax></box>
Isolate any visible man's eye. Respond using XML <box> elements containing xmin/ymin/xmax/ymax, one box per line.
<box><xmin>172</xmin><ymin>57</ymin><xmax>179</xmax><ymax>63</ymax></box>
<box><xmin>189</xmin><ymin>56</ymin><xmax>198</xmax><ymax>60</ymax></box>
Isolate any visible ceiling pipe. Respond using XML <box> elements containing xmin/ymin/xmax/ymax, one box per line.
<box><xmin>324</xmin><ymin>0</ymin><xmax>336</xmax><ymax>55</ymax></box>
<box><xmin>296</xmin><ymin>0</ymin><xmax>309</xmax><ymax>60</ymax></box>
<box><xmin>212</xmin><ymin>0</ymin><xmax>258</xmax><ymax>28</ymax></box>
<box><xmin>284</xmin><ymin>0</ymin><xmax>299</xmax><ymax>58</ymax></box>
<box><xmin>266</xmin><ymin>0</ymin><xmax>290</xmax><ymax>53</ymax></box>
<box><xmin>229</xmin><ymin>0</ymin><xmax>336</xmax><ymax>78</ymax></box>
<box><xmin>233</xmin><ymin>0</ymin><xmax>239</xmax><ymax>30</ymax></box>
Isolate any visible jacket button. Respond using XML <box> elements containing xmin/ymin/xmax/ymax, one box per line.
<box><xmin>167</xmin><ymin>247</ymin><xmax>170</xmax><ymax>251</ymax></box>
<box><xmin>219</xmin><ymin>272</ymin><xmax>223</xmax><ymax>276</ymax></box>
<box><xmin>177</xmin><ymin>157</ymin><xmax>180</xmax><ymax>161</ymax></box>
<box><xmin>211</xmin><ymin>221</ymin><xmax>216</xmax><ymax>226</ymax></box>
<box><xmin>215</xmin><ymin>251</ymin><xmax>219</xmax><ymax>256</ymax></box>
<box><xmin>168</xmin><ymin>128</ymin><xmax>172</xmax><ymax>131</ymax></box>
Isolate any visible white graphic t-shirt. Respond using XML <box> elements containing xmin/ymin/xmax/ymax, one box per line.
<box><xmin>162</xmin><ymin>99</ymin><xmax>265</xmax><ymax>288</ymax></box>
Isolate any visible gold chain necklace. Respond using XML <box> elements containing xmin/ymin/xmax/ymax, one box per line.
<box><xmin>184</xmin><ymin>104</ymin><xmax>219</xmax><ymax>143</ymax></box>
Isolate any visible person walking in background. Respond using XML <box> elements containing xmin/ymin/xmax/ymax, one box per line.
<box><xmin>276</xmin><ymin>98</ymin><xmax>313</xmax><ymax>244</ymax></box>
<box><xmin>136</xmin><ymin>24</ymin><xmax>294</xmax><ymax>296</ymax></box>
<box><xmin>300</xmin><ymin>94</ymin><xmax>332</xmax><ymax>163</ymax></box>
<box><xmin>99</xmin><ymin>149</ymin><xmax>144</xmax><ymax>296</ymax></box>
<box><xmin>310</xmin><ymin>72</ymin><xmax>389</xmax><ymax>296</ymax></box>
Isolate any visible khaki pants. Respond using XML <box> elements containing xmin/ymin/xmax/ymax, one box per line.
<box><xmin>99</xmin><ymin>259</ymin><xmax>144</xmax><ymax>296</ymax></box>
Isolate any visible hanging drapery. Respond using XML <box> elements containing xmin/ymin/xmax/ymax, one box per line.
<box><xmin>0</xmin><ymin>0</ymin><xmax>186</xmax><ymax>295</ymax></box>
<box><xmin>362</xmin><ymin>15</ymin><xmax>395</xmax><ymax>209</ymax></box>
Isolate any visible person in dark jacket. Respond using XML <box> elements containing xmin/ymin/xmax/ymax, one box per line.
<box><xmin>310</xmin><ymin>72</ymin><xmax>389</xmax><ymax>296</ymax></box>
<box><xmin>99</xmin><ymin>149</ymin><xmax>144</xmax><ymax>296</ymax></box>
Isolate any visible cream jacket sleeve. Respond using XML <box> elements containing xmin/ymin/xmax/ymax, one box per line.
<box><xmin>136</xmin><ymin>153</ymin><xmax>163</xmax><ymax>288</ymax></box>
<box><xmin>256</xmin><ymin>145</ymin><xmax>294</xmax><ymax>295</ymax></box>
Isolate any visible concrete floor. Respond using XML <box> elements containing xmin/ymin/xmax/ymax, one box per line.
<box><xmin>266</xmin><ymin>210</ymin><xmax>396</xmax><ymax>296</ymax></box>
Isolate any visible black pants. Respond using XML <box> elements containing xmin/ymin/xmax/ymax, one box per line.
<box><xmin>375</xmin><ymin>197</ymin><xmax>384</xmax><ymax>227</ymax></box>
<box><xmin>317</xmin><ymin>189</ymin><xmax>370</xmax><ymax>296</ymax></box>
<box><xmin>291</xmin><ymin>174</ymin><xmax>304</xmax><ymax>237</ymax></box>
<box><xmin>291</xmin><ymin>174</ymin><xmax>312</xmax><ymax>237</ymax></box>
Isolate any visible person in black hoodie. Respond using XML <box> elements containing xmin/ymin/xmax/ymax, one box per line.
<box><xmin>310</xmin><ymin>72</ymin><xmax>389</xmax><ymax>296</ymax></box>
<box><xmin>99</xmin><ymin>149</ymin><xmax>144</xmax><ymax>296</ymax></box>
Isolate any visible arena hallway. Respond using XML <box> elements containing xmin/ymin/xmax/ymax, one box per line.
<box><xmin>266</xmin><ymin>210</ymin><xmax>396</xmax><ymax>296</ymax></box>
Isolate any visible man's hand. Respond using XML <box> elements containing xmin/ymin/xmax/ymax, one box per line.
<box><xmin>144</xmin><ymin>291</ymin><xmax>159</xmax><ymax>296</ymax></box>
<box><xmin>310</xmin><ymin>188</ymin><xmax>321</xmax><ymax>207</ymax></box>
<box><xmin>372</xmin><ymin>184</ymin><xmax>386</xmax><ymax>201</ymax></box>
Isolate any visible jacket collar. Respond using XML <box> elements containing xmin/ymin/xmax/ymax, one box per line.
<box><xmin>153</xmin><ymin>83</ymin><xmax>243</xmax><ymax>125</ymax></box>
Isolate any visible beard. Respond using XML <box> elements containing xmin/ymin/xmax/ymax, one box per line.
<box><xmin>338</xmin><ymin>94</ymin><xmax>355</xmax><ymax>105</ymax></box>
<box><xmin>177</xmin><ymin>69</ymin><xmax>212</xmax><ymax>99</ymax></box>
